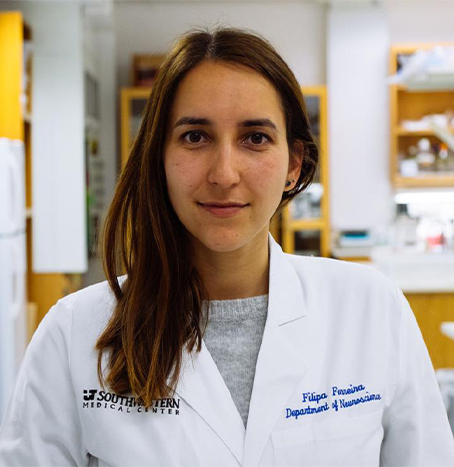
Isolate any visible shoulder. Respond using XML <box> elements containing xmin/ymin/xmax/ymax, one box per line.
<box><xmin>281</xmin><ymin>254</ymin><xmax>405</xmax><ymax>353</ymax></box>
<box><xmin>57</xmin><ymin>275</ymin><xmax>124</xmax><ymax>313</ymax></box>
<box><xmin>36</xmin><ymin>275</ymin><xmax>126</xmax><ymax>345</ymax></box>
<box><xmin>283</xmin><ymin>253</ymin><xmax>399</xmax><ymax>307</ymax></box>
<box><xmin>284</xmin><ymin>252</ymin><xmax>392</xmax><ymax>285</ymax></box>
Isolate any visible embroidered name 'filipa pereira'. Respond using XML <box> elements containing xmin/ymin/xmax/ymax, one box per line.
<box><xmin>302</xmin><ymin>391</ymin><xmax>328</xmax><ymax>404</ymax></box>
<box><xmin>82</xmin><ymin>389</ymin><xmax>181</xmax><ymax>415</ymax></box>
<box><xmin>285</xmin><ymin>384</ymin><xmax>382</xmax><ymax>420</ymax></box>
<box><xmin>332</xmin><ymin>384</ymin><xmax>365</xmax><ymax>396</ymax></box>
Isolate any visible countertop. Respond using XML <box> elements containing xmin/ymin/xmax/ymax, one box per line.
<box><xmin>370</xmin><ymin>247</ymin><xmax>454</xmax><ymax>293</ymax></box>
<box><xmin>332</xmin><ymin>245</ymin><xmax>454</xmax><ymax>293</ymax></box>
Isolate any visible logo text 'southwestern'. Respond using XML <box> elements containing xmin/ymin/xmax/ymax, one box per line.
<box><xmin>82</xmin><ymin>389</ymin><xmax>180</xmax><ymax>415</ymax></box>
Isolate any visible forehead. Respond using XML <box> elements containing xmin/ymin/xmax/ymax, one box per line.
<box><xmin>169</xmin><ymin>61</ymin><xmax>285</xmax><ymax>126</ymax></box>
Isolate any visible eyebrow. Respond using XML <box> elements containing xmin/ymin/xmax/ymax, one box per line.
<box><xmin>173</xmin><ymin>116</ymin><xmax>278</xmax><ymax>131</ymax></box>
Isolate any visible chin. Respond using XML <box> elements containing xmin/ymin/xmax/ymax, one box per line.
<box><xmin>192</xmin><ymin>230</ymin><xmax>249</xmax><ymax>253</ymax></box>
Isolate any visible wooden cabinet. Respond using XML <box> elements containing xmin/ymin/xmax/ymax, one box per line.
<box><xmin>281</xmin><ymin>86</ymin><xmax>330</xmax><ymax>257</ymax></box>
<box><xmin>0</xmin><ymin>11</ymin><xmax>28</xmax><ymax>141</ymax></box>
<box><xmin>120</xmin><ymin>87</ymin><xmax>151</xmax><ymax>167</ymax></box>
<box><xmin>388</xmin><ymin>44</ymin><xmax>454</xmax><ymax>370</ymax></box>
<box><xmin>389</xmin><ymin>43</ymin><xmax>454</xmax><ymax>188</ymax></box>
<box><xmin>0</xmin><ymin>11</ymin><xmax>81</xmax><ymax>331</ymax></box>
<box><xmin>406</xmin><ymin>293</ymin><xmax>454</xmax><ymax>370</ymax></box>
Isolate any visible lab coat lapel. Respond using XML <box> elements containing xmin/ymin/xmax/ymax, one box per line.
<box><xmin>174</xmin><ymin>338</ymin><xmax>245</xmax><ymax>465</ymax></box>
<box><xmin>243</xmin><ymin>233</ymin><xmax>308</xmax><ymax>467</ymax></box>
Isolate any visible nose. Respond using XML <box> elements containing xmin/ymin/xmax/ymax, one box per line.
<box><xmin>207</xmin><ymin>141</ymin><xmax>241</xmax><ymax>189</ymax></box>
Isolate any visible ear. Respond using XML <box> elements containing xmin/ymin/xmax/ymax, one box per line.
<box><xmin>285</xmin><ymin>141</ymin><xmax>304</xmax><ymax>190</ymax></box>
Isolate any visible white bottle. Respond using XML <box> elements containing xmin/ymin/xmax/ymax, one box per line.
<box><xmin>394</xmin><ymin>204</ymin><xmax>418</xmax><ymax>250</ymax></box>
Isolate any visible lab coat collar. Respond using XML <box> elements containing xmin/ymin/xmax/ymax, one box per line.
<box><xmin>174</xmin><ymin>232</ymin><xmax>307</xmax><ymax>467</ymax></box>
<box><xmin>267</xmin><ymin>232</ymin><xmax>307</xmax><ymax>324</ymax></box>
<box><xmin>242</xmin><ymin>232</ymin><xmax>307</xmax><ymax>466</ymax></box>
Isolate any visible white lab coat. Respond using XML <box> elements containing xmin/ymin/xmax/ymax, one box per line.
<box><xmin>1</xmin><ymin>233</ymin><xmax>453</xmax><ymax>467</ymax></box>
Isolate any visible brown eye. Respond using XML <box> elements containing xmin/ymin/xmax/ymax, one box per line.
<box><xmin>182</xmin><ymin>131</ymin><xmax>205</xmax><ymax>144</ymax></box>
<box><xmin>246</xmin><ymin>132</ymin><xmax>271</xmax><ymax>145</ymax></box>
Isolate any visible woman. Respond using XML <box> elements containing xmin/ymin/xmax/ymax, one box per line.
<box><xmin>1</xmin><ymin>27</ymin><xmax>453</xmax><ymax>466</ymax></box>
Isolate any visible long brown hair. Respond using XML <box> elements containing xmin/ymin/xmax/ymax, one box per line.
<box><xmin>96</xmin><ymin>26</ymin><xmax>319</xmax><ymax>406</ymax></box>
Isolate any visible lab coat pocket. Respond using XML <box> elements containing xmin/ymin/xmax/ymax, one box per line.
<box><xmin>272</xmin><ymin>409</ymin><xmax>384</xmax><ymax>467</ymax></box>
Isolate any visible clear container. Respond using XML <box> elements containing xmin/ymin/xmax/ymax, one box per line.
<box><xmin>415</xmin><ymin>138</ymin><xmax>436</xmax><ymax>173</ymax></box>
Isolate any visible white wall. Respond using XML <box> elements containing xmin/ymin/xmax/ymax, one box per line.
<box><xmin>385</xmin><ymin>0</ymin><xmax>454</xmax><ymax>44</ymax></box>
<box><xmin>82</xmin><ymin>5</ymin><xmax>118</xmax><ymax>286</ymax></box>
<box><xmin>1</xmin><ymin>1</ymin><xmax>87</xmax><ymax>272</ymax></box>
<box><xmin>113</xmin><ymin>1</ymin><xmax>327</xmax><ymax>89</ymax></box>
<box><xmin>327</xmin><ymin>4</ymin><xmax>392</xmax><ymax>232</ymax></box>
<box><xmin>92</xmin><ymin>26</ymin><xmax>117</xmax><ymax>218</ymax></box>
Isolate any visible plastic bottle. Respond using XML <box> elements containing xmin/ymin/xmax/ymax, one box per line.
<box><xmin>394</xmin><ymin>203</ymin><xmax>419</xmax><ymax>250</ymax></box>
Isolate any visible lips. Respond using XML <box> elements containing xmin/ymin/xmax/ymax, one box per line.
<box><xmin>199</xmin><ymin>202</ymin><xmax>248</xmax><ymax>207</ymax></box>
<box><xmin>197</xmin><ymin>202</ymin><xmax>248</xmax><ymax>217</ymax></box>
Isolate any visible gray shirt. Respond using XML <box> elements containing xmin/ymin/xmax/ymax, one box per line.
<box><xmin>202</xmin><ymin>294</ymin><xmax>269</xmax><ymax>428</ymax></box>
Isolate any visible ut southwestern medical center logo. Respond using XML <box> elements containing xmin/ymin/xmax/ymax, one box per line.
<box><xmin>82</xmin><ymin>389</ymin><xmax>180</xmax><ymax>415</ymax></box>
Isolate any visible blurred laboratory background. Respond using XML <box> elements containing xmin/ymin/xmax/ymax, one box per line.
<box><xmin>1</xmin><ymin>0</ymin><xmax>454</xmax><ymax>430</ymax></box>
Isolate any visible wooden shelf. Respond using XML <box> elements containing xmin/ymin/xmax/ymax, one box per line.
<box><xmin>397</xmin><ymin>86</ymin><xmax>454</xmax><ymax>93</ymax></box>
<box><xmin>394</xmin><ymin>127</ymin><xmax>454</xmax><ymax>137</ymax></box>
<box><xmin>285</xmin><ymin>219</ymin><xmax>325</xmax><ymax>231</ymax></box>
<box><xmin>390</xmin><ymin>42</ymin><xmax>454</xmax><ymax>55</ymax></box>
<box><xmin>120</xmin><ymin>87</ymin><xmax>151</xmax><ymax>167</ymax></box>
<box><xmin>389</xmin><ymin>43</ymin><xmax>454</xmax><ymax>185</ymax></box>
<box><xmin>132</xmin><ymin>54</ymin><xmax>165</xmax><ymax>87</ymax></box>
<box><xmin>393</xmin><ymin>174</ymin><xmax>454</xmax><ymax>188</ymax></box>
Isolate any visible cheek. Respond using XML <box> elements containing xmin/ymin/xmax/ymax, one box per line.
<box><xmin>249</xmin><ymin>158</ymin><xmax>287</xmax><ymax>192</ymax></box>
<box><xmin>165</xmin><ymin>156</ymin><xmax>200</xmax><ymax>195</ymax></box>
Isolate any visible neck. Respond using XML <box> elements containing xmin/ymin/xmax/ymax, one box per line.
<box><xmin>192</xmin><ymin>230</ymin><xmax>270</xmax><ymax>300</ymax></box>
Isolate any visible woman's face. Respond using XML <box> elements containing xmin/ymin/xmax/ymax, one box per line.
<box><xmin>164</xmin><ymin>60</ymin><xmax>301</xmax><ymax>254</ymax></box>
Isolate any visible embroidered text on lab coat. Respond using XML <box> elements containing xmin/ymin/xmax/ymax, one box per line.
<box><xmin>286</xmin><ymin>384</ymin><xmax>382</xmax><ymax>420</ymax></box>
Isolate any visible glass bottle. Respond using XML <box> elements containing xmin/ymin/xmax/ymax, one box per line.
<box><xmin>415</xmin><ymin>138</ymin><xmax>436</xmax><ymax>173</ymax></box>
